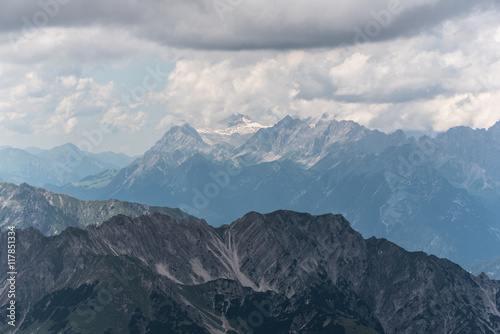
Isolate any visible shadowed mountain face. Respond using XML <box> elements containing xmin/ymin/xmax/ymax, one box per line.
<box><xmin>51</xmin><ymin>116</ymin><xmax>500</xmax><ymax>266</ymax></box>
<box><xmin>0</xmin><ymin>182</ymin><xmax>193</xmax><ymax>235</ymax></box>
<box><xmin>1</xmin><ymin>211</ymin><xmax>499</xmax><ymax>333</ymax></box>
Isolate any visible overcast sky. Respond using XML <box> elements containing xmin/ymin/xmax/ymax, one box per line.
<box><xmin>1</xmin><ymin>0</ymin><xmax>499</xmax><ymax>154</ymax></box>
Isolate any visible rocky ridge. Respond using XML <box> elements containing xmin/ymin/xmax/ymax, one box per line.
<box><xmin>0</xmin><ymin>182</ymin><xmax>193</xmax><ymax>235</ymax></box>
<box><xmin>1</xmin><ymin>211</ymin><xmax>499</xmax><ymax>333</ymax></box>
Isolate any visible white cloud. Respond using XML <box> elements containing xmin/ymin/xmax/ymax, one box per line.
<box><xmin>36</xmin><ymin>112</ymin><xmax>78</xmax><ymax>135</ymax></box>
<box><xmin>0</xmin><ymin>70</ymin><xmax>119</xmax><ymax>136</ymax></box>
<box><xmin>101</xmin><ymin>108</ymin><xmax>148</xmax><ymax>133</ymax></box>
<box><xmin>154</xmin><ymin>7</ymin><xmax>500</xmax><ymax>133</ymax></box>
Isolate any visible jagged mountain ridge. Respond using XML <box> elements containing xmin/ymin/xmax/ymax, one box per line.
<box><xmin>1</xmin><ymin>210</ymin><xmax>499</xmax><ymax>333</ymax></box>
<box><xmin>234</xmin><ymin>115</ymin><xmax>408</xmax><ymax>167</ymax></box>
<box><xmin>0</xmin><ymin>182</ymin><xmax>193</xmax><ymax>235</ymax></box>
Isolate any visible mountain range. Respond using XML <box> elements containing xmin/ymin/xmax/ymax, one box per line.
<box><xmin>0</xmin><ymin>143</ymin><xmax>135</xmax><ymax>187</ymax></box>
<box><xmin>45</xmin><ymin>114</ymin><xmax>500</xmax><ymax>269</ymax></box>
<box><xmin>1</xmin><ymin>210</ymin><xmax>499</xmax><ymax>333</ymax></box>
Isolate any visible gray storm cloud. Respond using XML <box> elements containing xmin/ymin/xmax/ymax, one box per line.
<box><xmin>1</xmin><ymin>0</ymin><xmax>495</xmax><ymax>50</ymax></box>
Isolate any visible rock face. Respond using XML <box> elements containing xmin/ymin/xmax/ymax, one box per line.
<box><xmin>1</xmin><ymin>211</ymin><xmax>499</xmax><ymax>333</ymax></box>
<box><xmin>0</xmin><ymin>182</ymin><xmax>193</xmax><ymax>235</ymax></box>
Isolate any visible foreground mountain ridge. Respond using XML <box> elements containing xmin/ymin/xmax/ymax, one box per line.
<box><xmin>1</xmin><ymin>210</ymin><xmax>499</xmax><ymax>333</ymax></box>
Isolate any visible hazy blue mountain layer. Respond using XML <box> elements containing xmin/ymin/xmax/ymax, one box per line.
<box><xmin>0</xmin><ymin>143</ymin><xmax>135</xmax><ymax>187</ymax></box>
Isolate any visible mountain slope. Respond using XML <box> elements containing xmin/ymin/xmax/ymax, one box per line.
<box><xmin>101</xmin><ymin>123</ymin><xmax>213</xmax><ymax>194</ymax></box>
<box><xmin>0</xmin><ymin>144</ymin><xmax>135</xmax><ymax>187</ymax></box>
<box><xmin>0</xmin><ymin>148</ymin><xmax>58</xmax><ymax>187</ymax></box>
<box><xmin>0</xmin><ymin>182</ymin><xmax>193</xmax><ymax>236</ymax></box>
<box><xmin>0</xmin><ymin>211</ymin><xmax>499</xmax><ymax>333</ymax></box>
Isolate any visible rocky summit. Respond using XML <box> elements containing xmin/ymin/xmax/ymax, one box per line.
<box><xmin>1</xmin><ymin>210</ymin><xmax>499</xmax><ymax>333</ymax></box>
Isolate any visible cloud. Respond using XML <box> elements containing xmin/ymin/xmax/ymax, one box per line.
<box><xmin>155</xmin><ymin>7</ymin><xmax>500</xmax><ymax>132</ymax></box>
<box><xmin>36</xmin><ymin>111</ymin><xmax>78</xmax><ymax>135</ymax></box>
<box><xmin>101</xmin><ymin>108</ymin><xmax>148</xmax><ymax>133</ymax></box>
<box><xmin>0</xmin><ymin>26</ymin><xmax>168</xmax><ymax>67</ymax></box>
<box><xmin>0</xmin><ymin>71</ymin><xmax>119</xmax><ymax>136</ymax></box>
<box><xmin>1</xmin><ymin>0</ymin><xmax>496</xmax><ymax>51</ymax></box>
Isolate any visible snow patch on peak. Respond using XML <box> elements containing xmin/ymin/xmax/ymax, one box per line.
<box><xmin>198</xmin><ymin>113</ymin><xmax>270</xmax><ymax>136</ymax></box>
<box><xmin>305</xmin><ymin>113</ymin><xmax>335</xmax><ymax>128</ymax></box>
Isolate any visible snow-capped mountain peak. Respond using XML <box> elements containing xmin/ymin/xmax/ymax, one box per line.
<box><xmin>198</xmin><ymin>113</ymin><xmax>270</xmax><ymax>136</ymax></box>
<box><xmin>197</xmin><ymin>113</ymin><xmax>270</xmax><ymax>146</ymax></box>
